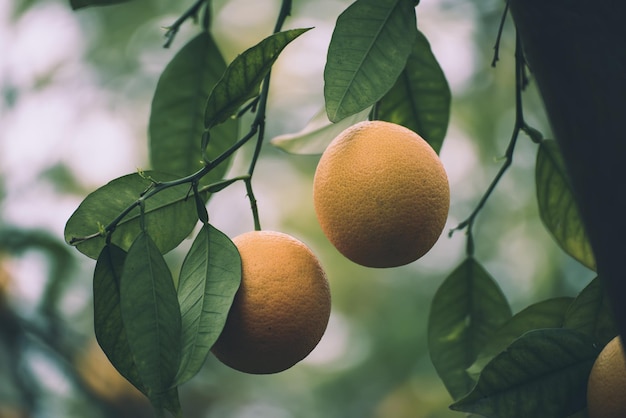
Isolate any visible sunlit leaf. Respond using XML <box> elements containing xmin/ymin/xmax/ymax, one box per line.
<box><xmin>93</xmin><ymin>244</ymin><xmax>145</xmax><ymax>394</ymax></box>
<box><xmin>149</xmin><ymin>32</ymin><xmax>238</xmax><ymax>187</ymax></box>
<box><xmin>536</xmin><ymin>140</ymin><xmax>596</xmax><ymax>270</ymax></box>
<box><xmin>378</xmin><ymin>30</ymin><xmax>451</xmax><ymax>154</ymax></box>
<box><xmin>120</xmin><ymin>232</ymin><xmax>181</xmax><ymax>401</ymax></box>
<box><xmin>428</xmin><ymin>257</ymin><xmax>512</xmax><ymax>400</ymax></box>
<box><xmin>564</xmin><ymin>277</ymin><xmax>618</xmax><ymax>346</ymax></box>
<box><xmin>175</xmin><ymin>224</ymin><xmax>241</xmax><ymax>385</ymax></box>
<box><xmin>270</xmin><ymin>107</ymin><xmax>371</xmax><ymax>155</ymax></box>
<box><xmin>451</xmin><ymin>328</ymin><xmax>599</xmax><ymax>418</ymax></box>
<box><xmin>70</xmin><ymin>0</ymin><xmax>130</xmax><ymax>10</ymax></box>
<box><xmin>64</xmin><ymin>172</ymin><xmax>198</xmax><ymax>259</ymax></box>
<box><xmin>204</xmin><ymin>28</ymin><xmax>312</xmax><ymax>128</ymax></box>
<box><xmin>468</xmin><ymin>297</ymin><xmax>573</xmax><ymax>376</ymax></box>
<box><xmin>324</xmin><ymin>0</ymin><xmax>417</xmax><ymax>122</ymax></box>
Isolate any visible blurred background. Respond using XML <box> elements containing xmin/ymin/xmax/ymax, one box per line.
<box><xmin>0</xmin><ymin>0</ymin><xmax>595</xmax><ymax>417</ymax></box>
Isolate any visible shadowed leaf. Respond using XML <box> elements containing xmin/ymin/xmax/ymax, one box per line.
<box><xmin>378</xmin><ymin>30</ymin><xmax>450</xmax><ymax>154</ymax></box>
<box><xmin>451</xmin><ymin>329</ymin><xmax>599</xmax><ymax>418</ymax></box>
<box><xmin>428</xmin><ymin>258</ymin><xmax>512</xmax><ymax>400</ymax></box>
<box><xmin>536</xmin><ymin>140</ymin><xmax>596</xmax><ymax>270</ymax></box>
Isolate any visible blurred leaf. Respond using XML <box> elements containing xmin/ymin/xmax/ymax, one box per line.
<box><xmin>64</xmin><ymin>172</ymin><xmax>198</xmax><ymax>259</ymax></box>
<box><xmin>378</xmin><ymin>30</ymin><xmax>450</xmax><ymax>154</ymax></box>
<box><xmin>149</xmin><ymin>32</ymin><xmax>238</xmax><ymax>187</ymax></box>
<box><xmin>536</xmin><ymin>140</ymin><xmax>596</xmax><ymax>270</ymax></box>
<box><xmin>120</xmin><ymin>232</ymin><xmax>181</xmax><ymax>402</ymax></box>
<box><xmin>70</xmin><ymin>0</ymin><xmax>131</xmax><ymax>10</ymax></box>
<box><xmin>175</xmin><ymin>224</ymin><xmax>241</xmax><ymax>385</ymax></box>
<box><xmin>451</xmin><ymin>328</ymin><xmax>599</xmax><ymax>418</ymax></box>
<box><xmin>93</xmin><ymin>245</ymin><xmax>146</xmax><ymax>394</ymax></box>
<box><xmin>324</xmin><ymin>0</ymin><xmax>417</xmax><ymax>122</ymax></box>
<box><xmin>0</xmin><ymin>227</ymin><xmax>74</xmax><ymax>315</ymax></box>
<box><xmin>270</xmin><ymin>107</ymin><xmax>370</xmax><ymax>154</ymax></box>
<box><xmin>428</xmin><ymin>257</ymin><xmax>512</xmax><ymax>400</ymax></box>
<box><xmin>204</xmin><ymin>28</ymin><xmax>312</xmax><ymax>128</ymax></box>
<box><xmin>468</xmin><ymin>297</ymin><xmax>573</xmax><ymax>376</ymax></box>
<box><xmin>564</xmin><ymin>277</ymin><xmax>618</xmax><ymax>346</ymax></box>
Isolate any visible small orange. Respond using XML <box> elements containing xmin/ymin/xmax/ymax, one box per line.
<box><xmin>587</xmin><ymin>335</ymin><xmax>626</xmax><ymax>418</ymax></box>
<box><xmin>313</xmin><ymin>120</ymin><xmax>450</xmax><ymax>268</ymax></box>
<box><xmin>211</xmin><ymin>230</ymin><xmax>331</xmax><ymax>374</ymax></box>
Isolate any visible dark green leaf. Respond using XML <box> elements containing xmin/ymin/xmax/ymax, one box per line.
<box><xmin>428</xmin><ymin>258</ymin><xmax>512</xmax><ymax>400</ymax></box>
<box><xmin>149</xmin><ymin>32</ymin><xmax>238</xmax><ymax>187</ymax></box>
<box><xmin>70</xmin><ymin>0</ymin><xmax>130</xmax><ymax>10</ymax></box>
<box><xmin>324</xmin><ymin>0</ymin><xmax>417</xmax><ymax>122</ymax></box>
<box><xmin>175</xmin><ymin>224</ymin><xmax>241</xmax><ymax>385</ymax></box>
<box><xmin>469</xmin><ymin>297</ymin><xmax>573</xmax><ymax>375</ymax></box>
<box><xmin>378</xmin><ymin>30</ymin><xmax>451</xmax><ymax>154</ymax></box>
<box><xmin>536</xmin><ymin>140</ymin><xmax>596</xmax><ymax>270</ymax></box>
<box><xmin>564</xmin><ymin>277</ymin><xmax>618</xmax><ymax>346</ymax></box>
<box><xmin>64</xmin><ymin>172</ymin><xmax>198</xmax><ymax>259</ymax></box>
<box><xmin>204</xmin><ymin>28</ymin><xmax>312</xmax><ymax>128</ymax></box>
<box><xmin>93</xmin><ymin>244</ymin><xmax>146</xmax><ymax>394</ymax></box>
<box><xmin>270</xmin><ymin>107</ymin><xmax>370</xmax><ymax>155</ymax></box>
<box><xmin>451</xmin><ymin>328</ymin><xmax>599</xmax><ymax>418</ymax></box>
<box><xmin>120</xmin><ymin>232</ymin><xmax>181</xmax><ymax>400</ymax></box>
<box><xmin>151</xmin><ymin>387</ymin><xmax>182</xmax><ymax>418</ymax></box>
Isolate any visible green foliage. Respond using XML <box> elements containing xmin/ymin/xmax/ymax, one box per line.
<box><xmin>564</xmin><ymin>277</ymin><xmax>618</xmax><ymax>347</ymax></box>
<box><xmin>93</xmin><ymin>244</ymin><xmax>145</xmax><ymax>393</ymax></box>
<box><xmin>536</xmin><ymin>140</ymin><xmax>596</xmax><ymax>270</ymax></box>
<box><xmin>204</xmin><ymin>28</ymin><xmax>312</xmax><ymax>129</ymax></box>
<box><xmin>149</xmin><ymin>31</ymin><xmax>238</xmax><ymax>187</ymax></box>
<box><xmin>428</xmin><ymin>257</ymin><xmax>512</xmax><ymax>400</ymax></box>
<box><xmin>451</xmin><ymin>329</ymin><xmax>599</xmax><ymax>418</ymax></box>
<box><xmin>120</xmin><ymin>231</ymin><xmax>182</xmax><ymax>407</ymax></box>
<box><xmin>175</xmin><ymin>224</ymin><xmax>241</xmax><ymax>386</ymax></box>
<box><xmin>468</xmin><ymin>297</ymin><xmax>574</xmax><ymax>375</ymax></box>
<box><xmin>324</xmin><ymin>0</ymin><xmax>417</xmax><ymax>122</ymax></box>
<box><xmin>64</xmin><ymin>172</ymin><xmax>198</xmax><ymax>259</ymax></box>
<box><xmin>378</xmin><ymin>29</ymin><xmax>451</xmax><ymax>154</ymax></box>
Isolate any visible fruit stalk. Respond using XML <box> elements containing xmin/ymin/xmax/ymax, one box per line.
<box><xmin>508</xmin><ymin>0</ymin><xmax>626</xmax><ymax>338</ymax></box>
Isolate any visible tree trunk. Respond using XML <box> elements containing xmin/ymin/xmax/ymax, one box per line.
<box><xmin>508</xmin><ymin>0</ymin><xmax>626</xmax><ymax>339</ymax></box>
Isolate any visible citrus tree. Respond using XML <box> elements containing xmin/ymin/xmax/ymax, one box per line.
<box><xmin>54</xmin><ymin>0</ymin><xmax>626</xmax><ymax>417</ymax></box>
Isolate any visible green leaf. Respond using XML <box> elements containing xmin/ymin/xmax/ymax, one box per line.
<box><xmin>324</xmin><ymin>0</ymin><xmax>417</xmax><ymax>122</ymax></box>
<box><xmin>378</xmin><ymin>29</ymin><xmax>451</xmax><ymax>154</ymax></box>
<box><xmin>270</xmin><ymin>107</ymin><xmax>371</xmax><ymax>155</ymax></box>
<box><xmin>64</xmin><ymin>172</ymin><xmax>198</xmax><ymax>259</ymax></box>
<box><xmin>536</xmin><ymin>140</ymin><xmax>596</xmax><ymax>270</ymax></box>
<box><xmin>204</xmin><ymin>28</ymin><xmax>312</xmax><ymax>128</ymax></box>
<box><xmin>70</xmin><ymin>0</ymin><xmax>130</xmax><ymax>9</ymax></box>
<box><xmin>564</xmin><ymin>277</ymin><xmax>618</xmax><ymax>346</ymax></box>
<box><xmin>175</xmin><ymin>224</ymin><xmax>241</xmax><ymax>385</ymax></box>
<box><xmin>451</xmin><ymin>328</ymin><xmax>599</xmax><ymax>418</ymax></box>
<box><xmin>428</xmin><ymin>257</ymin><xmax>512</xmax><ymax>400</ymax></box>
<box><xmin>93</xmin><ymin>244</ymin><xmax>145</xmax><ymax>394</ymax></box>
<box><xmin>149</xmin><ymin>32</ymin><xmax>238</xmax><ymax>187</ymax></box>
<box><xmin>468</xmin><ymin>297</ymin><xmax>573</xmax><ymax>376</ymax></box>
<box><xmin>120</xmin><ymin>232</ymin><xmax>181</xmax><ymax>401</ymax></box>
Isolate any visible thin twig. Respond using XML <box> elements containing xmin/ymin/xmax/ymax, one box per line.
<box><xmin>491</xmin><ymin>1</ymin><xmax>510</xmax><ymax>67</ymax></box>
<box><xmin>163</xmin><ymin>0</ymin><xmax>207</xmax><ymax>48</ymax></box>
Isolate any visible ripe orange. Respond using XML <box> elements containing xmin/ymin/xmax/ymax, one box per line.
<box><xmin>313</xmin><ymin>120</ymin><xmax>450</xmax><ymax>268</ymax></box>
<box><xmin>211</xmin><ymin>230</ymin><xmax>331</xmax><ymax>374</ymax></box>
<box><xmin>587</xmin><ymin>336</ymin><xmax>626</xmax><ymax>418</ymax></box>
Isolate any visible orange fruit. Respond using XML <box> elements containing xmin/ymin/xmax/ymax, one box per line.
<box><xmin>313</xmin><ymin>120</ymin><xmax>450</xmax><ymax>268</ymax></box>
<box><xmin>211</xmin><ymin>230</ymin><xmax>331</xmax><ymax>374</ymax></box>
<box><xmin>587</xmin><ymin>335</ymin><xmax>626</xmax><ymax>418</ymax></box>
